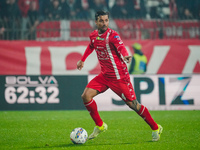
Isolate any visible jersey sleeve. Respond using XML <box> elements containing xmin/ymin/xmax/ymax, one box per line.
<box><xmin>81</xmin><ymin>38</ymin><xmax>94</xmax><ymax>62</ymax></box>
<box><xmin>110</xmin><ymin>32</ymin><xmax>129</xmax><ymax>57</ymax></box>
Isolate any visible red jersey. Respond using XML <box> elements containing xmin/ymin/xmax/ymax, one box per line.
<box><xmin>18</xmin><ymin>0</ymin><xmax>39</xmax><ymax>17</ymax></box>
<box><xmin>81</xmin><ymin>28</ymin><xmax>130</xmax><ymax>80</ymax></box>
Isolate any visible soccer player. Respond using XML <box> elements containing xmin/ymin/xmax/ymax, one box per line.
<box><xmin>77</xmin><ymin>10</ymin><xmax>163</xmax><ymax>141</ymax></box>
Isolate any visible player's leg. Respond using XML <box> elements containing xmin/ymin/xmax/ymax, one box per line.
<box><xmin>81</xmin><ymin>74</ymin><xmax>108</xmax><ymax>139</ymax></box>
<box><xmin>125</xmin><ymin>98</ymin><xmax>163</xmax><ymax>141</ymax></box>
<box><xmin>109</xmin><ymin>79</ymin><xmax>163</xmax><ymax>141</ymax></box>
<box><xmin>125</xmin><ymin>100</ymin><xmax>158</xmax><ymax>130</ymax></box>
<box><xmin>82</xmin><ymin>87</ymin><xmax>103</xmax><ymax>127</ymax></box>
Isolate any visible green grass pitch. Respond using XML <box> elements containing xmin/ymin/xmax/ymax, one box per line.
<box><xmin>0</xmin><ymin>110</ymin><xmax>200</xmax><ymax>150</ymax></box>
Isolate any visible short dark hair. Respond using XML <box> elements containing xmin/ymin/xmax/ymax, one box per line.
<box><xmin>95</xmin><ymin>10</ymin><xmax>109</xmax><ymax>21</ymax></box>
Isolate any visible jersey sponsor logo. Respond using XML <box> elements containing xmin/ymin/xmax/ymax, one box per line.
<box><xmin>96</xmin><ymin>37</ymin><xmax>105</xmax><ymax>40</ymax></box>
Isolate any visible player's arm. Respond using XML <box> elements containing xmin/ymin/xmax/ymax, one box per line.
<box><xmin>111</xmin><ymin>33</ymin><xmax>132</xmax><ymax>63</ymax></box>
<box><xmin>119</xmin><ymin>46</ymin><xmax>132</xmax><ymax>63</ymax></box>
<box><xmin>77</xmin><ymin>43</ymin><xmax>94</xmax><ymax>70</ymax></box>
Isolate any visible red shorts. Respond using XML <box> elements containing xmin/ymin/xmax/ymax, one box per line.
<box><xmin>86</xmin><ymin>73</ymin><xmax>136</xmax><ymax>102</ymax></box>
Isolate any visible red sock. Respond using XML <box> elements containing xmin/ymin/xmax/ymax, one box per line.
<box><xmin>137</xmin><ymin>105</ymin><xmax>158</xmax><ymax>130</ymax></box>
<box><xmin>84</xmin><ymin>99</ymin><xmax>103</xmax><ymax>127</ymax></box>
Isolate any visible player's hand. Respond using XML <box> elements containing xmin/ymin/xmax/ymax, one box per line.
<box><xmin>77</xmin><ymin>60</ymin><xmax>84</xmax><ymax>70</ymax></box>
<box><xmin>123</xmin><ymin>56</ymin><xmax>132</xmax><ymax>63</ymax></box>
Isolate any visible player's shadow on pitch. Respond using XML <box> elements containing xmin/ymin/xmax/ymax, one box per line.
<box><xmin>27</xmin><ymin>142</ymin><xmax>135</xmax><ymax>149</ymax></box>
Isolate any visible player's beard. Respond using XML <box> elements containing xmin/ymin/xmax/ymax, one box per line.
<box><xmin>99</xmin><ymin>25</ymin><xmax>108</xmax><ymax>34</ymax></box>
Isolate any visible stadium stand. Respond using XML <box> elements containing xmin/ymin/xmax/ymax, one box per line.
<box><xmin>0</xmin><ymin>0</ymin><xmax>199</xmax><ymax>40</ymax></box>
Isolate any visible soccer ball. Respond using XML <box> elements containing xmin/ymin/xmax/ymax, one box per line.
<box><xmin>70</xmin><ymin>127</ymin><xmax>88</xmax><ymax>144</ymax></box>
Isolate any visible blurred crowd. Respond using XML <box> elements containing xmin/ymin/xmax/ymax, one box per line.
<box><xmin>0</xmin><ymin>0</ymin><xmax>200</xmax><ymax>40</ymax></box>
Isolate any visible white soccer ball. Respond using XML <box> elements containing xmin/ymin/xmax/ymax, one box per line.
<box><xmin>70</xmin><ymin>127</ymin><xmax>88</xmax><ymax>144</ymax></box>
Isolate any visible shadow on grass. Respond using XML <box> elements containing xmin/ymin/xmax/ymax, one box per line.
<box><xmin>26</xmin><ymin>141</ymin><xmax>137</xmax><ymax>149</ymax></box>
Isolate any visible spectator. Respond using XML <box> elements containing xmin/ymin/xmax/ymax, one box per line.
<box><xmin>38</xmin><ymin>0</ymin><xmax>51</xmax><ymax>20</ymax></box>
<box><xmin>48</xmin><ymin>0</ymin><xmax>63</xmax><ymax>20</ymax></box>
<box><xmin>18</xmin><ymin>0</ymin><xmax>39</xmax><ymax>39</ymax></box>
<box><xmin>4</xmin><ymin>0</ymin><xmax>21</xmax><ymax>40</ymax></box>
<box><xmin>90</xmin><ymin>0</ymin><xmax>108</xmax><ymax>12</ymax></box>
<box><xmin>0</xmin><ymin>19</ymin><xmax>5</xmax><ymax>39</ymax></box>
<box><xmin>176</xmin><ymin>0</ymin><xmax>195</xmax><ymax>19</ymax></box>
<box><xmin>27</xmin><ymin>1</ymin><xmax>40</xmax><ymax>39</ymax></box>
<box><xmin>60</xmin><ymin>0</ymin><xmax>70</xmax><ymax>19</ymax></box>
<box><xmin>90</xmin><ymin>0</ymin><xmax>109</xmax><ymax>19</ymax></box>
<box><xmin>182</xmin><ymin>8</ymin><xmax>194</xmax><ymax>20</ymax></box>
<box><xmin>127</xmin><ymin>0</ymin><xmax>147</xmax><ymax>19</ymax></box>
<box><xmin>129</xmin><ymin>43</ymin><xmax>147</xmax><ymax>74</ymax></box>
<box><xmin>77</xmin><ymin>0</ymin><xmax>91</xmax><ymax>19</ymax></box>
<box><xmin>111</xmin><ymin>0</ymin><xmax>130</xmax><ymax>19</ymax></box>
<box><xmin>66</xmin><ymin>0</ymin><xmax>80</xmax><ymax>19</ymax></box>
<box><xmin>193</xmin><ymin>0</ymin><xmax>200</xmax><ymax>19</ymax></box>
<box><xmin>176</xmin><ymin>0</ymin><xmax>183</xmax><ymax>18</ymax></box>
<box><xmin>169</xmin><ymin>0</ymin><xmax>178</xmax><ymax>19</ymax></box>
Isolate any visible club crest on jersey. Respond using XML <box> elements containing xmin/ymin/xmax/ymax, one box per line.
<box><xmin>96</xmin><ymin>37</ymin><xmax>104</xmax><ymax>40</ymax></box>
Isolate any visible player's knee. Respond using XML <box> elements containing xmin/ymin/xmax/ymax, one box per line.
<box><xmin>81</xmin><ymin>91</ymin><xmax>92</xmax><ymax>103</ymax></box>
<box><xmin>81</xmin><ymin>92</ymin><xmax>87</xmax><ymax>101</ymax></box>
<box><xmin>81</xmin><ymin>88</ymin><xmax>98</xmax><ymax>103</ymax></box>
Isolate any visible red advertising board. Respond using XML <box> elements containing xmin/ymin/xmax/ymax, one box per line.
<box><xmin>0</xmin><ymin>40</ymin><xmax>200</xmax><ymax>75</ymax></box>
